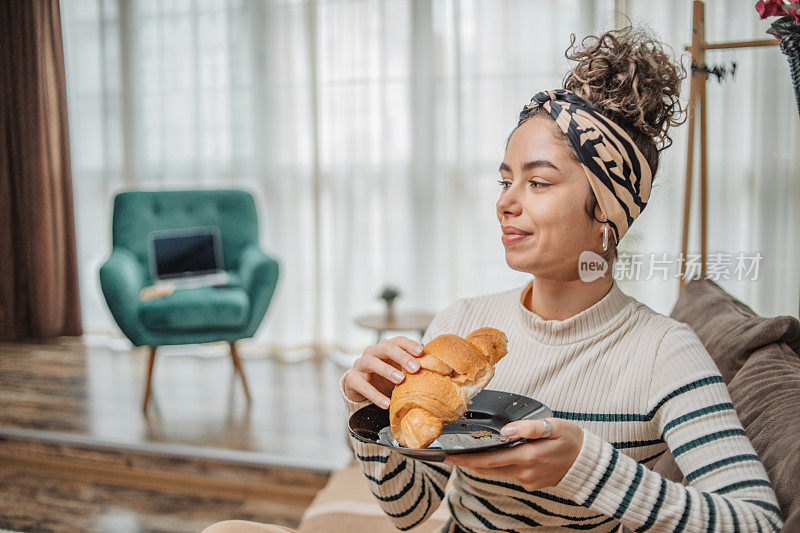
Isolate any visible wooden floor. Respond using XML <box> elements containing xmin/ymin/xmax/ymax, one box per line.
<box><xmin>0</xmin><ymin>337</ymin><xmax>355</xmax><ymax>532</ymax></box>
<box><xmin>0</xmin><ymin>463</ymin><xmax>312</xmax><ymax>533</ymax></box>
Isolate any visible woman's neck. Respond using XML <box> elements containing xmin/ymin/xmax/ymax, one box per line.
<box><xmin>523</xmin><ymin>275</ymin><xmax>615</xmax><ymax>321</ymax></box>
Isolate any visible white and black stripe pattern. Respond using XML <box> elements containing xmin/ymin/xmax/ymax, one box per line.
<box><xmin>342</xmin><ymin>279</ymin><xmax>784</xmax><ymax>531</ymax></box>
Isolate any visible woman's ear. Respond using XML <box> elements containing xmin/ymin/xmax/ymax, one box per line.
<box><xmin>593</xmin><ymin>203</ymin><xmax>606</xmax><ymax>225</ymax></box>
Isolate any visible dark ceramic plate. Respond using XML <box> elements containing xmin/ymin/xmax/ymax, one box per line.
<box><xmin>348</xmin><ymin>389</ymin><xmax>553</xmax><ymax>462</ymax></box>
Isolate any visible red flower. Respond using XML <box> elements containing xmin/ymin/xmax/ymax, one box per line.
<box><xmin>755</xmin><ymin>0</ymin><xmax>785</xmax><ymax>18</ymax></box>
<box><xmin>787</xmin><ymin>6</ymin><xmax>800</xmax><ymax>23</ymax></box>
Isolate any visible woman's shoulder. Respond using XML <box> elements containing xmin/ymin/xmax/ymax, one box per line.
<box><xmin>618</xmin><ymin>297</ymin><xmax>723</xmax><ymax>401</ymax></box>
<box><xmin>462</xmin><ymin>284</ymin><xmax>523</xmax><ymax>307</ymax></box>
<box><xmin>616</xmin><ymin>294</ymin><xmax>712</xmax><ymax>361</ymax></box>
<box><xmin>434</xmin><ymin>285</ymin><xmax>522</xmax><ymax>321</ymax></box>
<box><xmin>627</xmin><ymin>300</ymin><xmax>719</xmax><ymax>378</ymax></box>
<box><xmin>457</xmin><ymin>285</ymin><xmax>525</xmax><ymax>324</ymax></box>
<box><xmin>423</xmin><ymin>286</ymin><xmax>522</xmax><ymax>342</ymax></box>
<box><xmin>625</xmin><ymin>296</ymin><xmax>689</xmax><ymax>333</ymax></box>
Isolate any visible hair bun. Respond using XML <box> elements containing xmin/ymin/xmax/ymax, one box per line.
<box><xmin>562</xmin><ymin>24</ymin><xmax>688</xmax><ymax>151</ymax></box>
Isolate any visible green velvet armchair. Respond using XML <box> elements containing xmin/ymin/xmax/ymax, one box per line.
<box><xmin>99</xmin><ymin>189</ymin><xmax>279</xmax><ymax>413</ymax></box>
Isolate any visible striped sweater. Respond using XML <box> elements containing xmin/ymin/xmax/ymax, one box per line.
<box><xmin>340</xmin><ymin>278</ymin><xmax>784</xmax><ymax>532</ymax></box>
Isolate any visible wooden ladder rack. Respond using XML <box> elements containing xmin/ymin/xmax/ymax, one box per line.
<box><xmin>678</xmin><ymin>0</ymin><xmax>779</xmax><ymax>293</ymax></box>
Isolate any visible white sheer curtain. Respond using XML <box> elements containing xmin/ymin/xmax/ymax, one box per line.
<box><xmin>625</xmin><ymin>0</ymin><xmax>800</xmax><ymax>320</ymax></box>
<box><xmin>60</xmin><ymin>0</ymin><xmax>800</xmax><ymax>359</ymax></box>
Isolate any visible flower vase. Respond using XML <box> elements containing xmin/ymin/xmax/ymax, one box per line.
<box><xmin>769</xmin><ymin>16</ymin><xmax>800</xmax><ymax>118</ymax></box>
<box><xmin>385</xmin><ymin>299</ymin><xmax>395</xmax><ymax>321</ymax></box>
<box><xmin>780</xmin><ymin>34</ymin><xmax>800</xmax><ymax>117</ymax></box>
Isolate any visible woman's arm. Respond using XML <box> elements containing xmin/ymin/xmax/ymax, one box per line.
<box><xmin>341</xmin><ymin>380</ymin><xmax>453</xmax><ymax>530</ymax></box>
<box><xmin>551</xmin><ymin>323</ymin><xmax>783</xmax><ymax>531</ymax></box>
<box><xmin>339</xmin><ymin>299</ymin><xmax>464</xmax><ymax>530</ymax></box>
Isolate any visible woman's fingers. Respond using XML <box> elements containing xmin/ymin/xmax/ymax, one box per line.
<box><xmin>455</xmin><ymin>464</ymin><xmax>520</xmax><ymax>478</ymax></box>
<box><xmin>444</xmin><ymin>446</ymin><xmax>525</xmax><ymax>468</ymax></box>
<box><xmin>390</xmin><ymin>336</ymin><xmax>425</xmax><ymax>358</ymax></box>
<box><xmin>342</xmin><ymin>371</ymin><xmax>368</xmax><ymax>402</ymax></box>
<box><xmin>501</xmin><ymin>418</ymin><xmax>558</xmax><ymax>440</ymax></box>
<box><xmin>364</xmin><ymin>339</ymin><xmax>421</xmax><ymax>373</ymax></box>
<box><xmin>360</xmin><ymin>355</ymin><xmax>407</xmax><ymax>385</ymax></box>
<box><xmin>347</xmin><ymin>337</ymin><xmax>425</xmax><ymax>409</ymax></box>
<box><xmin>384</xmin><ymin>338</ymin><xmax>423</xmax><ymax>372</ymax></box>
<box><xmin>346</xmin><ymin>370</ymin><xmax>390</xmax><ymax>408</ymax></box>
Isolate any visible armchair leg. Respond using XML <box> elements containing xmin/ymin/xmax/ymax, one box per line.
<box><xmin>229</xmin><ymin>341</ymin><xmax>252</xmax><ymax>403</ymax></box>
<box><xmin>143</xmin><ymin>346</ymin><xmax>157</xmax><ymax>414</ymax></box>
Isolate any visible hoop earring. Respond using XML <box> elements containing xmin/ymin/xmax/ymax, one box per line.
<box><xmin>602</xmin><ymin>226</ymin><xmax>609</xmax><ymax>252</ymax></box>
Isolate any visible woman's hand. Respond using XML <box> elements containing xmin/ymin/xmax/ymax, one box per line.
<box><xmin>344</xmin><ymin>336</ymin><xmax>424</xmax><ymax>408</ymax></box>
<box><xmin>443</xmin><ymin>418</ymin><xmax>584</xmax><ymax>491</ymax></box>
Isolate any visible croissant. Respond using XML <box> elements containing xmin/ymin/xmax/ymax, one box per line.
<box><xmin>389</xmin><ymin>327</ymin><xmax>509</xmax><ymax>449</ymax></box>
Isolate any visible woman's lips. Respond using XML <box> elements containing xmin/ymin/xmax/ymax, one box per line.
<box><xmin>501</xmin><ymin>233</ymin><xmax>531</xmax><ymax>245</ymax></box>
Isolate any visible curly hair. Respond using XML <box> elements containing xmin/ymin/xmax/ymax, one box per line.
<box><xmin>562</xmin><ymin>23</ymin><xmax>688</xmax><ymax>155</ymax></box>
<box><xmin>516</xmin><ymin>23</ymin><xmax>689</xmax><ymax>263</ymax></box>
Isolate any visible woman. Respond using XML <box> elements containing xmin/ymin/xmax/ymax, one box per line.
<box><xmin>205</xmin><ymin>24</ymin><xmax>783</xmax><ymax>533</ymax></box>
<box><xmin>341</xmin><ymin>25</ymin><xmax>783</xmax><ymax>532</ymax></box>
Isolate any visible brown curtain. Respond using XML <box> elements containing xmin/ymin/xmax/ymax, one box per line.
<box><xmin>0</xmin><ymin>0</ymin><xmax>82</xmax><ymax>340</ymax></box>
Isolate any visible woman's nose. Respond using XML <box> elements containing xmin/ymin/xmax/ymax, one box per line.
<box><xmin>497</xmin><ymin>183</ymin><xmax>522</xmax><ymax>216</ymax></box>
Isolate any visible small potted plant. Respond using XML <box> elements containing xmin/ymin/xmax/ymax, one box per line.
<box><xmin>378</xmin><ymin>286</ymin><xmax>401</xmax><ymax>320</ymax></box>
<box><xmin>756</xmin><ymin>1</ymin><xmax>800</xmax><ymax>116</ymax></box>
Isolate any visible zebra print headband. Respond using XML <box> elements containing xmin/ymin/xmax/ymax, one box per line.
<box><xmin>518</xmin><ymin>88</ymin><xmax>652</xmax><ymax>245</ymax></box>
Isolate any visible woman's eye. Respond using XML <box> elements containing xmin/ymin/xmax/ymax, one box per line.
<box><xmin>496</xmin><ymin>179</ymin><xmax>549</xmax><ymax>190</ymax></box>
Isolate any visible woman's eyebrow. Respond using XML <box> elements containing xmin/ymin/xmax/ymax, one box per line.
<box><xmin>498</xmin><ymin>160</ymin><xmax>560</xmax><ymax>173</ymax></box>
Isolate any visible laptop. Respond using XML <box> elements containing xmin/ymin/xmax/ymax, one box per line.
<box><xmin>147</xmin><ymin>226</ymin><xmax>231</xmax><ymax>289</ymax></box>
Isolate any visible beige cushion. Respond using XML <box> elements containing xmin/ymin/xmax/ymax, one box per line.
<box><xmin>297</xmin><ymin>460</ymin><xmax>452</xmax><ymax>533</ymax></box>
<box><xmin>669</xmin><ymin>278</ymin><xmax>800</xmax><ymax>384</ymax></box>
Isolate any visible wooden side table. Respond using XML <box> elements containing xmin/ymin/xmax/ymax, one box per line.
<box><xmin>354</xmin><ymin>311</ymin><xmax>436</xmax><ymax>344</ymax></box>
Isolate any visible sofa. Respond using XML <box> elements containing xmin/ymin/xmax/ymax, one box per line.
<box><xmin>296</xmin><ymin>278</ymin><xmax>800</xmax><ymax>532</ymax></box>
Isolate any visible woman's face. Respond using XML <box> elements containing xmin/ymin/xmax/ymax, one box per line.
<box><xmin>496</xmin><ymin>116</ymin><xmax>605</xmax><ymax>280</ymax></box>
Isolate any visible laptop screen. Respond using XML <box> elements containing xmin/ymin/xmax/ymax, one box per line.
<box><xmin>150</xmin><ymin>228</ymin><xmax>222</xmax><ymax>280</ymax></box>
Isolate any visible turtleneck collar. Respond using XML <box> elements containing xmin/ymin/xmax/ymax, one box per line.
<box><xmin>515</xmin><ymin>277</ymin><xmax>634</xmax><ymax>345</ymax></box>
